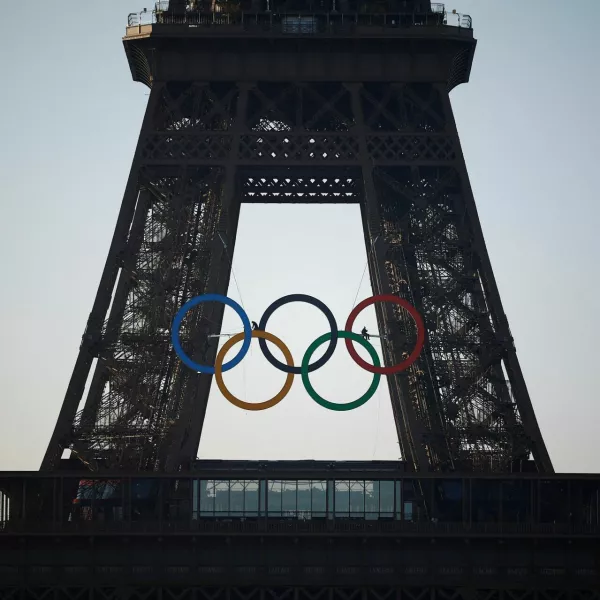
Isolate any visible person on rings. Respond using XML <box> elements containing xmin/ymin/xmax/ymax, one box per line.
<box><xmin>361</xmin><ymin>326</ymin><xmax>370</xmax><ymax>340</ymax></box>
<box><xmin>252</xmin><ymin>321</ymin><xmax>259</xmax><ymax>331</ymax></box>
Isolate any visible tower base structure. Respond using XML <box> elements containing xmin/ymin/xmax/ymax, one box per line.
<box><xmin>1</xmin><ymin>462</ymin><xmax>599</xmax><ymax>593</ymax></box>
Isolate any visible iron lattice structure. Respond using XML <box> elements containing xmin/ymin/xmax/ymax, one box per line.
<box><xmin>1</xmin><ymin>587</ymin><xmax>599</xmax><ymax>600</ymax></box>
<box><xmin>42</xmin><ymin>0</ymin><xmax>553</xmax><ymax>475</ymax></box>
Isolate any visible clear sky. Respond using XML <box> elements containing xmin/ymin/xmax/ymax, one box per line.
<box><xmin>0</xmin><ymin>1</ymin><xmax>598</xmax><ymax>473</ymax></box>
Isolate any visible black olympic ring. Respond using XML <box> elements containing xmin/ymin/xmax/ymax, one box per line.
<box><xmin>257</xmin><ymin>294</ymin><xmax>338</xmax><ymax>375</ymax></box>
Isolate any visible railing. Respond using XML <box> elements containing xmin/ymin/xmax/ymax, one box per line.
<box><xmin>126</xmin><ymin>7</ymin><xmax>473</xmax><ymax>33</ymax></box>
<box><xmin>1</xmin><ymin>473</ymin><xmax>600</xmax><ymax>535</ymax></box>
<box><xmin>2</xmin><ymin>518</ymin><xmax>600</xmax><ymax>536</ymax></box>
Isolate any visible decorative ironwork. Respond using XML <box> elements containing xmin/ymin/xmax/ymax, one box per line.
<box><xmin>72</xmin><ymin>166</ymin><xmax>225</xmax><ymax>471</ymax></box>
<box><xmin>239</xmin><ymin>134</ymin><xmax>359</xmax><ymax>162</ymax></box>
<box><xmin>40</xmin><ymin>0</ymin><xmax>548</xmax><ymax>478</ymax></box>
<box><xmin>42</xmin><ymin>73</ymin><xmax>552</xmax><ymax>474</ymax></box>
<box><xmin>1</xmin><ymin>587</ymin><xmax>598</xmax><ymax>600</ymax></box>
<box><xmin>127</xmin><ymin>4</ymin><xmax>474</xmax><ymax>33</ymax></box>
<box><xmin>367</xmin><ymin>135</ymin><xmax>455</xmax><ymax>162</ymax></box>
<box><xmin>142</xmin><ymin>134</ymin><xmax>232</xmax><ymax>162</ymax></box>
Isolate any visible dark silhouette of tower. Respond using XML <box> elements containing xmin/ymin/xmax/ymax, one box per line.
<box><xmin>41</xmin><ymin>0</ymin><xmax>553</xmax><ymax>475</ymax></box>
<box><xmin>4</xmin><ymin>4</ymin><xmax>600</xmax><ymax>597</ymax></box>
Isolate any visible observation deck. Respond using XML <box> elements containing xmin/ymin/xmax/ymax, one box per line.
<box><xmin>123</xmin><ymin>2</ymin><xmax>476</xmax><ymax>89</ymax></box>
<box><xmin>1</xmin><ymin>463</ymin><xmax>599</xmax><ymax>588</ymax></box>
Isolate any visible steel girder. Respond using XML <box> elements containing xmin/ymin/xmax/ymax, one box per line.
<box><xmin>1</xmin><ymin>586</ymin><xmax>599</xmax><ymax>600</ymax></box>
<box><xmin>42</xmin><ymin>80</ymin><xmax>552</xmax><ymax>474</ymax></box>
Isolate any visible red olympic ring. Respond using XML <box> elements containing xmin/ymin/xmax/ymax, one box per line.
<box><xmin>344</xmin><ymin>294</ymin><xmax>425</xmax><ymax>375</ymax></box>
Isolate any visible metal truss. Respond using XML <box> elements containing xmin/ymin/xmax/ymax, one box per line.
<box><xmin>1</xmin><ymin>586</ymin><xmax>599</xmax><ymax>600</ymax></box>
<box><xmin>353</xmin><ymin>82</ymin><xmax>551</xmax><ymax>473</ymax></box>
<box><xmin>41</xmin><ymin>77</ymin><xmax>552</xmax><ymax>474</ymax></box>
<box><xmin>72</xmin><ymin>167</ymin><xmax>225</xmax><ymax>471</ymax></box>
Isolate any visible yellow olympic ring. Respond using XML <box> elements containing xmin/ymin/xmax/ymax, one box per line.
<box><xmin>214</xmin><ymin>330</ymin><xmax>295</xmax><ymax>411</ymax></box>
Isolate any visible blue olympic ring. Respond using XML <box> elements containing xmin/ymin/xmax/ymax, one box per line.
<box><xmin>171</xmin><ymin>293</ymin><xmax>252</xmax><ymax>374</ymax></box>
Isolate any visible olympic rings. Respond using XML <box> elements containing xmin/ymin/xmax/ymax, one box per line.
<box><xmin>302</xmin><ymin>331</ymin><xmax>381</xmax><ymax>411</ymax></box>
<box><xmin>344</xmin><ymin>294</ymin><xmax>425</xmax><ymax>375</ymax></box>
<box><xmin>171</xmin><ymin>293</ymin><xmax>252</xmax><ymax>374</ymax></box>
<box><xmin>216</xmin><ymin>330</ymin><xmax>295</xmax><ymax>411</ymax></box>
<box><xmin>258</xmin><ymin>294</ymin><xmax>338</xmax><ymax>375</ymax></box>
<box><xmin>172</xmin><ymin>293</ymin><xmax>425</xmax><ymax>411</ymax></box>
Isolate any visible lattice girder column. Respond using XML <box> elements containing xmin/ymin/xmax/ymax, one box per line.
<box><xmin>163</xmin><ymin>83</ymin><xmax>251</xmax><ymax>472</ymax></box>
<box><xmin>436</xmin><ymin>86</ymin><xmax>553</xmax><ymax>473</ymax></box>
<box><xmin>41</xmin><ymin>87</ymin><xmax>166</xmax><ymax>471</ymax></box>
<box><xmin>42</xmin><ymin>82</ymin><xmax>246</xmax><ymax>471</ymax></box>
<box><xmin>348</xmin><ymin>82</ymin><xmax>430</xmax><ymax>472</ymax></box>
<box><xmin>352</xmin><ymin>80</ymin><xmax>552</xmax><ymax>472</ymax></box>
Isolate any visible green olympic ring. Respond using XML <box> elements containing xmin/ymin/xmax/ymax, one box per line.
<box><xmin>301</xmin><ymin>331</ymin><xmax>381</xmax><ymax>411</ymax></box>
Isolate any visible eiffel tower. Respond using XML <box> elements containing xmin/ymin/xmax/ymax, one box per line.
<box><xmin>41</xmin><ymin>0</ymin><xmax>552</xmax><ymax>476</ymax></box>
<box><xmin>2</xmin><ymin>2</ymin><xmax>599</xmax><ymax>598</ymax></box>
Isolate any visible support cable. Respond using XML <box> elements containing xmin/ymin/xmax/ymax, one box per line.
<box><xmin>217</xmin><ymin>232</ymin><xmax>247</xmax><ymax>312</ymax></box>
<box><xmin>349</xmin><ymin>261</ymin><xmax>369</xmax><ymax>315</ymax></box>
<box><xmin>217</xmin><ymin>231</ymin><xmax>250</xmax><ymax>398</ymax></box>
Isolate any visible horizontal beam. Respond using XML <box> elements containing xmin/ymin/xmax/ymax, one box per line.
<box><xmin>0</xmin><ymin>536</ymin><xmax>597</xmax><ymax>589</ymax></box>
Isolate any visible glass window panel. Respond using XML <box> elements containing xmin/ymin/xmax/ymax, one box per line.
<box><xmin>365</xmin><ymin>480</ymin><xmax>379</xmax><ymax>520</ymax></box>
<box><xmin>402</xmin><ymin>479</ymin><xmax>416</xmax><ymax>501</ymax></box>
<box><xmin>540</xmin><ymin>480</ymin><xmax>568</xmax><ymax>524</ymax></box>
<box><xmin>380</xmin><ymin>480</ymin><xmax>394</xmax><ymax>518</ymax></box>
<box><xmin>335</xmin><ymin>480</ymin><xmax>350</xmax><ymax>517</ymax></box>
<box><xmin>395</xmin><ymin>481</ymin><xmax>402</xmax><ymax>520</ymax></box>
<box><xmin>164</xmin><ymin>478</ymin><xmax>189</xmax><ymax>523</ymax></box>
<box><xmin>259</xmin><ymin>480</ymin><xmax>266</xmax><ymax>516</ymax></box>
<box><xmin>282</xmin><ymin>481</ymin><xmax>297</xmax><ymax>516</ymax></box>
<box><xmin>102</xmin><ymin>480</ymin><xmax>121</xmax><ymax>501</ymax></box>
<box><xmin>436</xmin><ymin>479</ymin><xmax>463</xmax><ymax>522</ymax></box>
<box><xmin>297</xmin><ymin>481</ymin><xmax>312</xmax><ymax>519</ymax></box>
<box><xmin>214</xmin><ymin>481</ymin><xmax>230</xmax><ymax>516</ymax></box>
<box><xmin>577</xmin><ymin>481</ymin><xmax>600</xmax><ymax>527</ymax></box>
<box><xmin>501</xmin><ymin>479</ymin><xmax>529</xmax><ymax>524</ymax></box>
<box><xmin>349</xmin><ymin>481</ymin><xmax>365</xmax><ymax>516</ymax></box>
<box><xmin>401</xmin><ymin>479</ymin><xmax>418</xmax><ymax>520</ymax></box>
<box><xmin>131</xmin><ymin>478</ymin><xmax>159</xmax><ymax>522</ymax></box>
<box><xmin>230</xmin><ymin>481</ymin><xmax>245</xmax><ymax>517</ymax></box>
<box><xmin>416</xmin><ymin>479</ymin><xmax>434</xmax><ymax>522</ymax></box>
<box><xmin>312</xmin><ymin>481</ymin><xmax>327</xmax><ymax>518</ymax></box>
<box><xmin>471</xmin><ymin>480</ymin><xmax>500</xmax><ymax>523</ymax></box>
<box><xmin>268</xmin><ymin>481</ymin><xmax>282</xmax><ymax>516</ymax></box>
<box><xmin>200</xmin><ymin>480</ymin><xmax>214</xmax><ymax>516</ymax></box>
<box><xmin>244</xmin><ymin>480</ymin><xmax>259</xmax><ymax>517</ymax></box>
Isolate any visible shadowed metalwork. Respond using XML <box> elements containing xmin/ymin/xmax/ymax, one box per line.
<box><xmin>5</xmin><ymin>1</ymin><xmax>595</xmax><ymax>595</ymax></box>
<box><xmin>39</xmin><ymin>0</ymin><xmax>552</xmax><ymax>477</ymax></box>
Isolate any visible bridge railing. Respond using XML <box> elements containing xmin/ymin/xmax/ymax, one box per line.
<box><xmin>126</xmin><ymin>8</ymin><xmax>473</xmax><ymax>33</ymax></box>
<box><xmin>2</xmin><ymin>517</ymin><xmax>600</xmax><ymax>536</ymax></box>
<box><xmin>1</xmin><ymin>473</ymin><xmax>599</xmax><ymax>534</ymax></box>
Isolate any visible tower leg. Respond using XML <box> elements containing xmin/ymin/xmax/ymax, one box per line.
<box><xmin>42</xmin><ymin>83</ymin><xmax>248</xmax><ymax>472</ymax></box>
<box><xmin>347</xmin><ymin>81</ymin><xmax>552</xmax><ymax>473</ymax></box>
<box><xmin>163</xmin><ymin>84</ymin><xmax>250</xmax><ymax>471</ymax></box>
<box><xmin>349</xmin><ymin>83</ymin><xmax>430</xmax><ymax>472</ymax></box>
<box><xmin>41</xmin><ymin>88</ymin><xmax>165</xmax><ymax>471</ymax></box>
<box><xmin>438</xmin><ymin>90</ymin><xmax>553</xmax><ymax>473</ymax></box>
